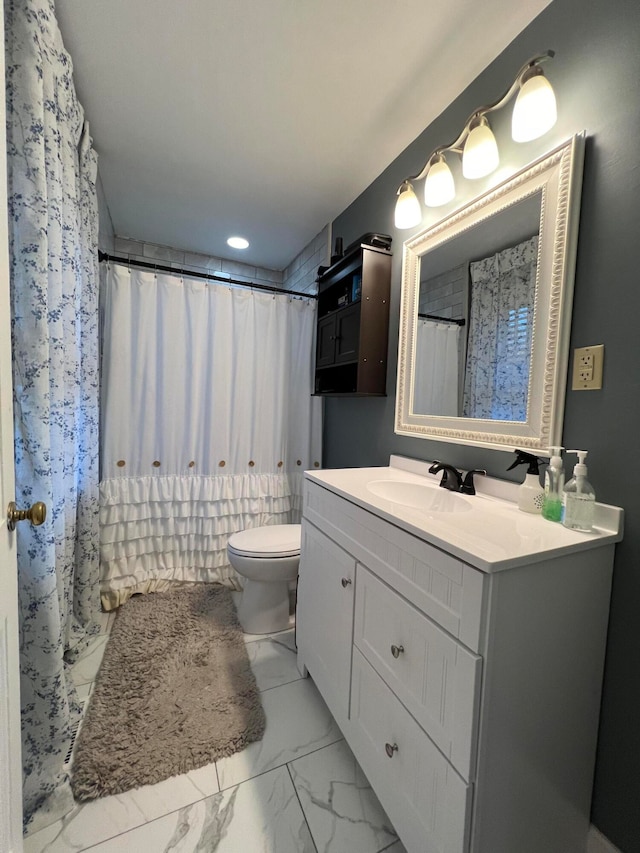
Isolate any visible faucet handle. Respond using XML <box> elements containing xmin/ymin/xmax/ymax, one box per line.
<box><xmin>429</xmin><ymin>461</ymin><xmax>463</xmax><ymax>491</ymax></box>
<box><xmin>461</xmin><ymin>469</ymin><xmax>487</xmax><ymax>495</ymax></box>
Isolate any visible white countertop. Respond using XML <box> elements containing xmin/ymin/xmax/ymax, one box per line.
<box><xmin>304</xmin><ymin>456</ymin><xmax>624</xmax><ymax>572</ymax></box>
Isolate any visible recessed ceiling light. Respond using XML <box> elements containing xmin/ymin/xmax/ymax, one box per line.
<box><xmin>227</xmin><ymin>236</ymin><xmax>249</xmax><ymax>250</ymax></box>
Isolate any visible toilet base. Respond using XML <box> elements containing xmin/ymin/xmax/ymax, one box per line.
<box><xmin>238</xmin><ymin>579</ymin><xmax>291</xmax><ymax>634</ymax></box>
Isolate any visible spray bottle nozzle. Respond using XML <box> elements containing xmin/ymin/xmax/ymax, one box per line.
<box><xmin>507</xmin><ymin>449</ymin><xmax>547</xmax><ymax>476</ymax></box>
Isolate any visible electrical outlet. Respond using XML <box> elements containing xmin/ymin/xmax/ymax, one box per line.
<box><xmin>572</xmin><ymin>345</ymin><xmax>604</xmax><ymax>390</ymax></box>
<box><xmin>578</xmin><ymin>366</ymin><xmax>594</xmax><ymax>382</ymax></box>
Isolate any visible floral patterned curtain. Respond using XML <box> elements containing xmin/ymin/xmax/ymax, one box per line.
<box><xmin>462</xmin><ymin>235</ymin><xmax>538</xmax><ymax>421</ymax></box>
<box><xmin>5</xmin><ymin>0</ymin><xmax>100</xmax><ymax>831</ymax></box>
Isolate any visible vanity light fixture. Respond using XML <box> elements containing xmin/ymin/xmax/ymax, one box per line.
<box><xmin>395</xmin><ymin>181</ymin><xmax>422</xmax><ymax>229</ymax></box>
<box><xmin>424</xmin><ymin>154</ymin><xmax>455</xmax><ymax>207</ymax></box>
<box><xmin>394</xmin><ymin>51</ymin><xmax>557</xmax><ymax>228</ymax></box>
<box><xmin>227</xmin><ymin>236</ymin><xmax>249</xmax><ymax>249</ymax></box>
<box><xmin>512</xmin><ymin>65</ymin><xmax>558</xmax><ymax>142</ymax></box>
<box><xmin>462</xmin><ymin>115</ymin><xmax>500</xmax><ymax>179</ymax></box>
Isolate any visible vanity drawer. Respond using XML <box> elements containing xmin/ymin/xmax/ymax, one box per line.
<box><xmin>304</xmin><ymin>479</ymin><xmax>485</xmax><ymax>652</ymax></box>
<box><xmin>354</xmin><ymin>566</ymin><xmax>481</xmax><ymax>781</ymax></box>
<box><xmin>349</xmin><ymin>647</ymin><xmax>472</xmax><ymax>853</ymax></box>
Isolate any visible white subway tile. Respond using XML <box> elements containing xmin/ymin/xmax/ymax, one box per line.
<box><xmin>114</xmin><ymin>237</ymin><xmax>144</xmax><ymax>256</ymax></box>
<box><xmin>221</xmin><ymin>258</ymin><xmax>257</xmax><ymax>279</ymax></box>
<box><xmin>255</xmin><ymin>267</ymin><xmax>283</xmax><ymax>283</ymax></box>
<box><xmin>183</xmin><ymin>251</ymin><xmax>213</xmax><ymax>270</ymax></box>
<box><xmin>143</xmin><ymin>243</ymin><xmax>185</xmax><ymax>264</ymax></box>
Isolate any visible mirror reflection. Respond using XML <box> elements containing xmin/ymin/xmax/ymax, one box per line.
<box><xmin>414</xmin><ymin>193</ymin><xmax>541</xmax><ymax>420</ymax></box>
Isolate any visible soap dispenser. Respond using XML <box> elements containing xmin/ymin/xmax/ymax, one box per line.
<box><xmin>563</xmin><ymin>450</ymin><xmax>596</xmax><ymax>532</ymax></box>
<box><xmin>507</xmin><ymin>449</ymin><xmax>546</xmax><ymax>513</ymax></box>
<box><xmin>541</xmin><ymin>446</ymin><xmax>564</xmax><ymax>522</ymax></box>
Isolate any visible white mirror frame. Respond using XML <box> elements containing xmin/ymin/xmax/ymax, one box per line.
<box><xmin>395</xmin><ymin>134</ymin><xmax>585</xmax><ymax>453</ymax></box>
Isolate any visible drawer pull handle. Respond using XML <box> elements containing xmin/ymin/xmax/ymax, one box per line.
<box><xmin>390</xmin><ymin>644</ymin><xmax>404</xmax><ymax>658</ymax></box>
<box><xmin>385</xmin><ymin>742</ymin><xmax>398</xmax><ymax>758</ymax></box>
<box><xmin>341</xmin><ymin>577</ymin><xmax>352</xmax><ymax>588</ymax></box>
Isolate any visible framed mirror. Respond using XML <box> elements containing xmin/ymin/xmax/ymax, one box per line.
<box><xmin>395</xmin><ymin>134</ymin><xmax>585</xmax><ymax>452</ymax></box>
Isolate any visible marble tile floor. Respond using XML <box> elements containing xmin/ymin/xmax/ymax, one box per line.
<box><xmin>25</xmin><ymin>604</ymin><xmax>406</xmax><ymax>853</ymax></box>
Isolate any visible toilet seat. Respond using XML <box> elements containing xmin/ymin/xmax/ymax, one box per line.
<box><xmin>227</xmin><ymin>524</ymin><xmax>301</xmax><ymax>559</ymax></box>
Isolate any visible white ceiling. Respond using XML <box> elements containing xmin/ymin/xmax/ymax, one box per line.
<box><xmin>55</xmin><ymin>0</ymin><xmax>551</xmax><ymax>271</ymax></box>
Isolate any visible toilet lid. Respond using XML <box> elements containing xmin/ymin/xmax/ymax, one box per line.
<box><xmin>227</xmin><ymin>524</ymin><xmax>301</xmax><ymax>558</ymax></box>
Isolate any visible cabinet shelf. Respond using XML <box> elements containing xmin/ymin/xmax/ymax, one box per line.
<box><xmin>314</xmin><ymin>241</ymin><xmax>391</xmax><ymax>397</ymax></box>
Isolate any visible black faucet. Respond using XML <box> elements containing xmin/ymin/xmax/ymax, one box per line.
<box><xmin>429</xmin><ymin>461</ymin><xmax>463</xmax><ymax>492</ymax></box>
<box><xmin>429</xmin><ymin>462</ymin><xmax>487</xmax><ymax>495</ymax></box>
<box><xmin>460</xmin><ymin>469</ymin><xmax>487</xmax><ymax>496</ymax></box>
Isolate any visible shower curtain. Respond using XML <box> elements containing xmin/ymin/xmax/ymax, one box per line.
<box><xmin>463</xmin><ymin>235</ymin><xmax>538</xmax><ymax>420</ymax></box>
<box><xmin>413</xmin><ymin>319</ymin><xmax>460</xmax><ymax>416</ymax></box>
<box><xmin>6</xmin><ymin>0</ymin><xmax>100</xmax><ymax>830</ymax></box>
<box><xmin>99</xmin><ymin>264</ymin><xmax>322</xmax><ymax>609</ymax></box>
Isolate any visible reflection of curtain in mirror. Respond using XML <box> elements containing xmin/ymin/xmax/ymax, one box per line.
<box><xmin>462</xmin><ymin>236</ymin><xmax>538</xmax><ymax>421</ymax></box>
<box><xmin>413</xmin><ymin>320</ymin><xmax>460</xmax><ymax>415</ymax></box>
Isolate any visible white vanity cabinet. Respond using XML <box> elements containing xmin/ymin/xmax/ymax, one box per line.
<box><xmin>296</xmin><ymin>464</ymin><xmax>622</xmax><ymax>853</ymax></box>
<box><xmin>296</xmin><ymin>520</ymin><xmax>355</xmax><ymax>730</ymax></box>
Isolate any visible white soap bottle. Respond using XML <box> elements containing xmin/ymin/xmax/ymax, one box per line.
<box><xmin>563</xmin><ymin>450</ymin><xmax>596</xmax><ymax>532</ymax></box>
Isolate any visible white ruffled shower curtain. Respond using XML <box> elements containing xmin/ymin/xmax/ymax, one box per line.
<box><xmin>413</xmin><ymin>319</ymin><xmax>460</xmax><ymax>416</ymax></box>
<box><xmin>99</xmin><ymin>264</ymin><xmax>321</xmax><ymax>609</ymax></box>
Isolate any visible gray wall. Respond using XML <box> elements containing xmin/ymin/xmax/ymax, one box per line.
<box><xmin>326</xmin><ymin>0</ymin><xmax>640</xmax><ymax>848</ymax></box>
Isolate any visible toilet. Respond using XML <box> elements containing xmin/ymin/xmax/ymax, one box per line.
<box><xmin>227</xmin><ymin>524</ymin><xmax>301</xmax><ymax>634</ymax></box>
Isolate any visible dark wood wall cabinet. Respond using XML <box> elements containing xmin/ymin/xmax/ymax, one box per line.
<box><xmin>314</xmin><ymin>242</ymin><xmax>392</xmax><ymax>396</ymax></box>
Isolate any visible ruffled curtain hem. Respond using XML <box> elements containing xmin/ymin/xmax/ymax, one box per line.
<box><xmin>99</xmin><ymin>473</ymin><xmax>303</xmax><ymax>610</ymax></box>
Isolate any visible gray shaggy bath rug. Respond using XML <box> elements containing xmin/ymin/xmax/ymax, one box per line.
<box><xmin>71</xmin><ymin>584</ymin><xmax>265</xmax><ymax>800</ymax></box>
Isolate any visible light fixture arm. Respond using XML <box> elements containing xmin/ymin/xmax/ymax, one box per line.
<box><xmin>402</xmin><ymin>51</ymin><xmax>555</xmax><ymax>185</ymax></box>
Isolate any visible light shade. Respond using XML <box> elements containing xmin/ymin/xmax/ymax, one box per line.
<box><xmin>394</xmin><ymin>182</ymin><xmax>421</xmax><ymax>229</ymax></box>
<box><xmin>512</xmin><ymin>70</ymin><xmax>557</xmax><ymax>142</ymax></box>
<box><xmin>424</xmin><ymin>155</ymin><xmax>455</xmax><ymax>207</ymax></box>
<box><xmin>462</xmin><ymin>116</ymin><xmax>499</xmax><ymax>179</ymax></box>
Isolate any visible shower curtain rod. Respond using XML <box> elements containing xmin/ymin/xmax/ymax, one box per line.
<box><xmin>98</xmin><ymin>251</ymin><xmax>318</xmax><ymax>300</ymax></box>
<box><xmin>418</xmin><ymin>312</ymin><xmax>466</xmax><ymax>326</ymax></box>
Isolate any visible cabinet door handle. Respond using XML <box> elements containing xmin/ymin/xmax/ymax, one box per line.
<box><xmin>341</xmin><ymin>577</ymin><xmax>352</xmax><ymax>588</ymax></box>
<box><xmin>390</xmin><ymin>644</ymin><xmax>404</xmax><ymax>658</ymax></box>
<box><xmin>385</xmin><ymin>742</ymin><xmax>398</xmax><ymax>758</ymax></box>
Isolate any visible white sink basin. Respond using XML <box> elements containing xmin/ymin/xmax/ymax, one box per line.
<box><xmin>366</xmin><ymin>480</ymin><xmax>471</xmax><ymax>513</ymax></box>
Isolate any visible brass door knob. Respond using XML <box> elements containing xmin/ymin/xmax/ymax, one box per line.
<box><xmin>7</xmin><ymin>501</ymin><xmax>47</xmax><ymax>531</ymax></box>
